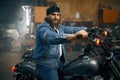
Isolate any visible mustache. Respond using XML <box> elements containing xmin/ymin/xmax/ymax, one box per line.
<box><xmin>45</xmin><ymin>17</ymin><xmax>61</xmax><ymax>24</ymax></box>
<box><xmin>53</xmin><ymin>18</ymin><xmax>59</xmax><ymax>20</ymax></box>
<box><xmin>52</xmin><ymin>18</ymin><xmax>60</xmax><ymax>21</ymax></box>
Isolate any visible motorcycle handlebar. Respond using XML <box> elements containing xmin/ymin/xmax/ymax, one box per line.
<box><xmin>77</xmin><ymin>27</ymin><xmax>110</xmax><ymax>46</ymax></box>
<box><xmin>76</xmin><ymin>28</ymin><xmax>97</xmax><ymax>41</ymax></box>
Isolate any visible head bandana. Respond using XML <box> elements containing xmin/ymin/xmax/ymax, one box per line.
<box><xmin>46</xmin><ymin>6</ymin><xmax>60</xmax><ymax>15</ymax></box>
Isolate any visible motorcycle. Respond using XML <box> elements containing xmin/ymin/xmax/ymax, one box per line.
<box><xmin>11</xmin><ymin>28</ymin><xmax>120</xmax><ymax>80</ymax></box>
<box><xmin>11</xmin><ymin>48</ymin><xmax>39</xmax><ymax>80</ymax></box>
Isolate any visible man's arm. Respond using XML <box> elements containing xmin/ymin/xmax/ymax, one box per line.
<box><xmin>66</xmin><ymin>30</ymin><xmax>88</xmax><ymax>41</ymax></box>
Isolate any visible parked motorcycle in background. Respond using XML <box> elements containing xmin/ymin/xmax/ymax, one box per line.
<box><xmin>11</xmin><ymin>27</ymin><xmax>120</xmax><ymax>80</ymax></box>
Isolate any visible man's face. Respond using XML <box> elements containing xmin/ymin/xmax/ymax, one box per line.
<box><xmin>49</xmin><ymin>12</ymin><xmax>61</xmax><ymax>25</ymax></box>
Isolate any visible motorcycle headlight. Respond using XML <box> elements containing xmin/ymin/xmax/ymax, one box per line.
<box><xmin>96</xmin><ymin>38</ymin><xmax>101</xmax><ymax>46</ymax></box>
<box><xmin>103</xmin><ymin>31</ymin><xmax>108</xmax><ymax>37</ymax></box>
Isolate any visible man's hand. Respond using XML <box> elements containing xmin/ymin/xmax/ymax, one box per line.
<box><xmin>66</xmin><ymin>30</ymin><xmax>88</xmax><ymax>41</ymax></box>
<box><xmin>75</xmin><ymin>30</ymin><xmax>88</xmax><ymax>38</ymax></box>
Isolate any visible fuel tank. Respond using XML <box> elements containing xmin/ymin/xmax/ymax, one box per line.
<box><xmin>62</xmin><ymin>55</ymin><xmax>99</xmax><ymax>77</ymax></box>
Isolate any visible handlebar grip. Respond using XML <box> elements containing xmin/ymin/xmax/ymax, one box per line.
<box><xmin>76</xmin><ymin>35</ymin><xmax>82</xmax><ymax>39</ymax></box>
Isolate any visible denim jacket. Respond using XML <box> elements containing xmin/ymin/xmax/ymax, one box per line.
<box><xmin>34</xmin><ymin>21</ymin><xmax>87</xmax><ymax>68</ymax></box>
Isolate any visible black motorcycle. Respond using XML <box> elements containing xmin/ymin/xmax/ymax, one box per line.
<box><xmin>11</xmin><ymin>28</ymin><xmax>120</xmax><ymax>80</ymax></box>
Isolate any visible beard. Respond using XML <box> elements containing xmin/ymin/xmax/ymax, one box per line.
<box><xmin>45</xmin><ymin>16</ymin><xmax>61</xmax><ymax>27</ymax></box>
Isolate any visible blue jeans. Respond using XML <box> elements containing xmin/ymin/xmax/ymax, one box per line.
<box><xmin>37</xmin><ymin>65</ymin><xmax>59</xmax><ymax>80</ymax></box>
<box><xmin>36</xmin><ymin>56</ymin><xmax>65</xmax><ymax>80</ymax></box>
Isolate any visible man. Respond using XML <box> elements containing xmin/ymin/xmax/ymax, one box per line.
<box><xmin>34</xmin><ymin>6</ymin><xmax>88</xmax><ymax>80</ymax></box>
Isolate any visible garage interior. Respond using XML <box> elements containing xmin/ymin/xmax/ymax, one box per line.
<box><xmin>0</xmin><ymin>0</ymin><xmax>120</xmax><ymax>52</ymax></box>
<box><xmin>0</xmin><ymin>0</ymin><xmax>120</xmax><ymax>80</ymax></box>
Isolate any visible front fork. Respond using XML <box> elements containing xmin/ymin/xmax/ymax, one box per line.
<box><xmin>109</xmin><ymin>56</ymin><xmax>120</xmax><ymax>79</ymax></box>
<box><xmin>97</xmin><ymin>52</ymin><xmax>120</xmax><ymax>80</ymax></box>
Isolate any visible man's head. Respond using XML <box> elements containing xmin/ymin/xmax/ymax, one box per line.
<box><xmin>46</xmin><ymin>6</ymin><xmax>60</xmax><ymax>16</ymax></box>
<box><xmin>45</xmin><ymin>6</ymin><xmax>61</xmax><ymax>26</ymax></box>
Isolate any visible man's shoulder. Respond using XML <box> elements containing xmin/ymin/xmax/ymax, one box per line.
<box><xmin>40</xmin><ymin>22</ymin><xmax>49</xmax><ymax>27</ymax></box>
<box><xmin>36</xmin><ymin>22</ymin><xmax>52</xmax><ymax>32</ymax></box>
<box><xmin>37</xmin><ymin>22</ymin><xmax>49</xmax><ymax>29</ymax></box>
